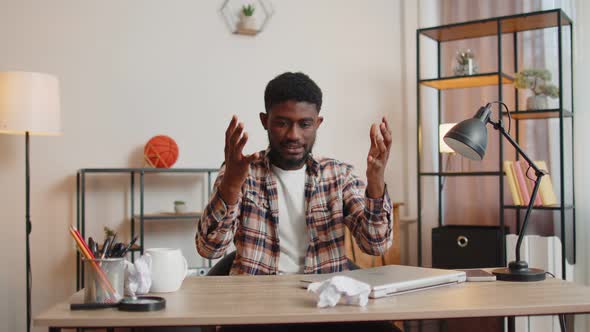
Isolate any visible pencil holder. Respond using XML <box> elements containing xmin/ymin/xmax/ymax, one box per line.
<box><xmin>83</xmin><ymin>257</ymin><xmax>125</xmax><ymax>304</ymax></box>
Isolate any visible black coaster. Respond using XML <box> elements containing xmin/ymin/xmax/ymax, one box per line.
<box><xmin>118</xmin><ymin>296</ymin><xmax>166</xmax><ymax>312</ymax></box>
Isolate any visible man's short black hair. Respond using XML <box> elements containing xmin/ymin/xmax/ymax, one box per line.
<box><xmin>264</xmin><ymin>72</ymin><xmax>323</xmax><ymax>113</ymax></box>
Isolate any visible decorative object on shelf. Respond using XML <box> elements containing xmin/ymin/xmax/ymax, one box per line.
<box><xmin>144</xmin><ymin>135</ymin><xmax>179</xmax><ymax>168</ymax></box>
<box><xmin>220</xmin><ymin>0</ymin><xmax>273</xmax><ymax>36</ymax></box>
<box><xmin>239</xmin><ymin>4</ymin><xmax>256</xmax><ymax>30</ymax></box>
<box><xmin>444</xmin><ymin>101</ymin><xmax>546</xmax><ymax>282</ymax></box>
<box><xmin>514</xmin><ymin>68</ymin><xmax>559</xmax><ymax>110</ymax></box>
<box><xmin>0</xmin><ymin>71</ymin><xmax>61</xmax><ymax>332</ymax></box>
<box><xmin>452</xmin><ymin>48</ymin><xmax>479</xmax><ymax>76</ymax></box>
<box><xmin>174</xmin><ymin>200</ymin><xmax>188</xmax><ymax>214</ymax></box>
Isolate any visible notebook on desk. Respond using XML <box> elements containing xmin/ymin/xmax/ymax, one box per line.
<box><xmin>300</xmin><ymin>264</ymin><xmax>466</xmax><ymax>299</ymax></box>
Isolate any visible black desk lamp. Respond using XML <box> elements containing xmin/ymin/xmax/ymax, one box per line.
<box><xmin>443</xmin><ymin>101</ymin><xmax>546</xmax><ymax>282</ymax></box>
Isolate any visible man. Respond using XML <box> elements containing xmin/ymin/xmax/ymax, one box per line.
<box><xmin>196</xmin><ymin>72</ymin><xmax>393</xmax><ymax>275</ymax></box>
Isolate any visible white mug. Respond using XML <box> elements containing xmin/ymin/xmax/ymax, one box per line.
<box><xmin>145</xmin><ymin>248</ymin><xmax>188</xmax><ymax>293</ymax></box>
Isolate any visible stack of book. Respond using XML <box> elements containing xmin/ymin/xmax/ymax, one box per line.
<box><xmin>503</xmin><ymin>160</ymin><xmax>558</xmax><ymax>207</ymax></box>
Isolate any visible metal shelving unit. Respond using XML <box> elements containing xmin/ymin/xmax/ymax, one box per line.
<box><xmin>417</xmin><ymin>9</ymin><xmax>575</xmax><ymax>279</ymax></box>
<box><xmin>75</xmin><ymin>167</ymin><xmax>217</xmax><ymax>290</ymax></box>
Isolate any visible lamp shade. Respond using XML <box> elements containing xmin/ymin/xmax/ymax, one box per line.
<box><xmin>443</xmin><ymin>118</ymin><xmax>488</xmax><ymax>160</ymax></box>
<box><xmin>439</xmin><ymin>123</ymin><xmax>457</xmax><ymax>154</ymax></box>
<box><xmin>0</xmin><ymin>71</ymin><xmax>61</xmax><ymax>135</ymax></box>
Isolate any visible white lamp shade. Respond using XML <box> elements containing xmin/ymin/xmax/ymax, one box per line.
<box><xmin>0</xmin><ymin>71</ymin><xmax>61</xmax><ymax>135</ymax></box>
<box><xmin>439</xmin><ymin>123</ymin><xmax>457</xmax><ymax>154</ymax></box>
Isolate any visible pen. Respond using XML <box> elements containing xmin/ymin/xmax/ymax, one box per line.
<box><xmin>117</xmin><ymin>236</ymin><xmax>138</xmax><ymax>258</ymax></box>
<box><xmin>106</xmin><ymin>233</ymin><xmax>117</xmax><ymax>257</ymax></box>
<box><xmin>89</xmin><ymin>237</ymin><xmax>99</xmax><ymax>257</ymax></box>
<box><xmin>88</xmin><ymin>237</ymin><xmax>96</xmax><ymax>256</ymax></box>
<box><xmin>101</xmin><ymin>237</ymin><xmax>112</xmax><ymax>259</ymax></box>
<box><xmin>110</xmin><ymin>243</ymin><xmax>124</xmax><ymax>258</ymax></box>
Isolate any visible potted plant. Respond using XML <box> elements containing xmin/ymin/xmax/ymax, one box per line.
<box><xmin>174</xmin><ymin>200</ymin><xmax>188</xmax><ymax>214</ymax></box>
<box><xmin>514</xmin><ymin>68</ymin><xmax>559</xmax><ymax>110</ymax></box>
<box><xmin>238</xmin><ymin>4</ymin><xmax>256</xmax><ymax>31</ymax></box>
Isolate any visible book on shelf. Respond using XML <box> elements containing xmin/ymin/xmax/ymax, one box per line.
<box><xmin>503</xmin><ymin>161</ymin><xmax>522</xmax><ymax>206</ymax></box>
<box><xmin>536</xmin><ymin>160</ymin><xmax>558</xmax><ymax>206</ymax></box>
<box><xmin>504</xmin><ymin>160</ymin><xmax>558</xmax><ymax>207</ymax></box>
<box><xmin>511</xmin><ymin>160</ymin><xmax>531</xmax><ymax>205</ymax></box>
<box><xmin>520</xmin><ymin>160</ymin><xmax>543</xmax><ymax>206</ymax></box>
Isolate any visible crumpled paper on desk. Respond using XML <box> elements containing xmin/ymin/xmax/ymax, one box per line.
<box><xmin>307</xmin><ymin>276</ymin><xmax>371</xmax><ymax>308</ymax></box>
<box><xmin>123</xmin><ymin>254</ymin><xmax>152</xmax><ymax>297</ymax></box>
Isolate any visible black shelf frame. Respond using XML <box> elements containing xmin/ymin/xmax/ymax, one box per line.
<box><xmin>502</xmin><ymin>109</ymin><xmax>573</xmax><ymax>119</ymax></box>
<box><xmin>417</xmin><ymin>9</ymin><xmax>575</xmax><ymax>280</ymax></box>
<box><xmin>419</xmin><ymin>171</ymin><xmax>503</xmax><ymax>177</ymax></box>
<box><xmin>75</xmin><ymin>167</ymin><xmax>217</xmax><ymax>290</ymax></box>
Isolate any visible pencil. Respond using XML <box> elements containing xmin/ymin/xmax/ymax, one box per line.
<box><xmin>69</xmin><ymin>227</ymin><xmax>118</xmax><ymax>301</ymax></box>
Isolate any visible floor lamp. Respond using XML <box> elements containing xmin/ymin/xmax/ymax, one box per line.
<box><xmin>0</xmin><ymin>72</ymin><xmax>61</xmax><ymax>332</ymax></box>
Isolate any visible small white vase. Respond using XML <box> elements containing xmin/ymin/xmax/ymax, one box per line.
<box><xmin>526</xmin><ymin>95</ymin><xmax>548</xmax><ymax>110</ymax></box>
<box><xmin>239</xmin><ymin>14</ymin><xmax>257</xmax><ymax>30</ymax></box>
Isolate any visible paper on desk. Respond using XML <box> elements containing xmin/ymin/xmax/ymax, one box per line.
<box><xmin>124</xmin><ymin>254</ymin><xmax>152</xmax><ymax>297</ymax></box>
<box><xmin>307</xmin><ymin>276</ymin><xmax>371</xmax><ymax>308</ymax></box>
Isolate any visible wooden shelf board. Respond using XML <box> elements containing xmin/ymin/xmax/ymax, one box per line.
<box><xmin>136</xmin><ymin>212</ymin><xmax>202</xmax><ymax>220</ymax></box>
<box><xmin>234</xmin><ymin>28</ymin><xmax>259</xmax><ymax>36</ymax></box>
<box><xmin>420</xmin><ymin>10</ymin><xmax>571</xmax><ymax>42</ymax></box>
<box><xmin>502</xmin><ymin>109</ymin><xmax>573</xmax><ymax>119</ymax></box>
<box><xmin>504</xmin><ymin>205</ymin><xmax>573</xmax><ymax>211</ymax></box>
<box><xmin>420</xmin><ymin>73</ymin><xmax>513</xmax><ymax>90</ymax></box>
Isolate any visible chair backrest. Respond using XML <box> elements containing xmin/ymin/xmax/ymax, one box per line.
<box><xmin>206</xmin><ymin>251</ymin><xmax>237</xmax><ymax>276</ymax></box>
<box><xmin>206</xmin><ymin>251</ymin><xmax>360</xmax><ymax>276</ymax></box>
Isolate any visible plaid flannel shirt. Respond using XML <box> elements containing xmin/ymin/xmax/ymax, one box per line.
<box><xmin>196</xmin><ymin>150</ymin><xmax>393</xmax><ymax>275</ymax></box>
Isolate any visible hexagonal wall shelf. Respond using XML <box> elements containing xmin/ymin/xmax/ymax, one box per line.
<box><xmin>221</xmin><ymin>0</ymin><xmax>273</xmax><ymax>36</ymax></box>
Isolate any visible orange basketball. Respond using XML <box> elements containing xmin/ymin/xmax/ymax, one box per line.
<box><xmin>144</xmin><ymin>135</ymin><xmax>179</xmax><ymax>168</ymax></box>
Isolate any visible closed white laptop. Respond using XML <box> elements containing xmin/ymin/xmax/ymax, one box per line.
<box><xmin>301</xmin><ymin>265</ymin><xmax>466</xmax><ymax>299</ymax></box>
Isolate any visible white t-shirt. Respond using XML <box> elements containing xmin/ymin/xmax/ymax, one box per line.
<box><xmin>271</xmin><ymin>165</ymin><xmax>308</xmax><ymax>274</ymax></box>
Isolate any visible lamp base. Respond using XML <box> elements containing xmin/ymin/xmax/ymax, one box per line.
<box><xmin>492</xmin><ymin>260</ymin><xmax>546</xmax><ymax>282</ymax></box>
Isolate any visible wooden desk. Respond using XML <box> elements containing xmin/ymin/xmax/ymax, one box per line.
<box><xmin>35</xmin><ymin>274</ymin><xmax>590</xmax><ymax>330</ymax></box>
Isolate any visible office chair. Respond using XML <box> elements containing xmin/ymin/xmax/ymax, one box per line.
<box><xmin>207</xmin><ymin>251</ymin><xmax>360</xmax><ymax>276</ymax></box>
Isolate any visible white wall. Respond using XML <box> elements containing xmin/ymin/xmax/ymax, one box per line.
<box><xmin>573</xmin><ymin>0</ymin><xmax>590</xmax><ymax>330</ymax></box>
<box><xmin>0</xmin><ymin>1</ymin><xmax>407</xmax><ymax>331</ymax></box>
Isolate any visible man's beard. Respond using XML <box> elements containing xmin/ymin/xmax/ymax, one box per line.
<box><xmin>270</xmin><ymin>149</ymin><xmax>310</xmax><ymax>168</ymax></box>
<box><xmin>268</xmin><ymin>136</ymin><xmax>315</xmax><ymax>169</ymax></box>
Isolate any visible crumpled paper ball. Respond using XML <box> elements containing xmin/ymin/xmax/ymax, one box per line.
<box><xmin>307</xmin><ymin>275</ymin><xmax>371</xmax><ymax>308</ymax></box>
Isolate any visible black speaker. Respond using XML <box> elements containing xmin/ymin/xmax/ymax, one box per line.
<box><xmin>432</xmin><ymin>225</ymin><xmax>505</xmax><ymax>269</ymax></box>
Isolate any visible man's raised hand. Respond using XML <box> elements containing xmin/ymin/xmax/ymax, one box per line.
<box><xmin>219</xmin><ymin>115</ymin><xmax>260</xmax><ymax>204</ymax></box>
<box><xmin>366</xmin><ymin>116</ymin><xmax>392</xmax><ymax>198</ymax></box>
